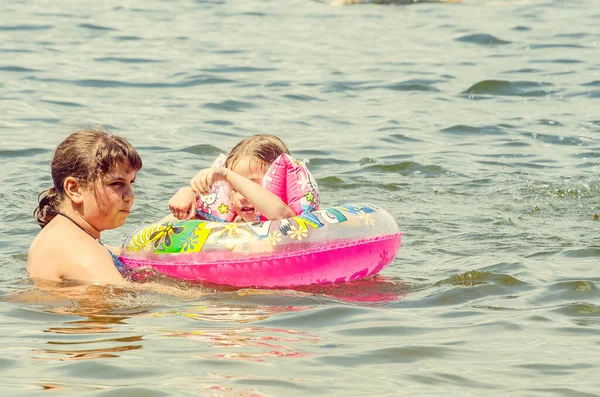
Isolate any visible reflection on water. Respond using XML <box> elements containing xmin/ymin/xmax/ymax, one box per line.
<box><xmin>164</xmin><ymin>327</ymin><xmax>317</xmax><ymax>362</ymax></box>
<box><xmin>37</xmin><ymin>337</ymin><xmax>143</xmax><ymax>361</ymax></box>
<box><xmin>291</xmin><ymin>276</ymin><xmax>410</xmax><ymax>303</ymax></box>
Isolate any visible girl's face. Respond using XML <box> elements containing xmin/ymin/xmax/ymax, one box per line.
<box><xmin>230</xmin><ymin>157</ymin><xmax>267</xmax><ymax>222</ymax></box>
<box><xmin>81</xmin><ymin>162</ymin><xmax>137</xmax><ymax>231</ymax></box>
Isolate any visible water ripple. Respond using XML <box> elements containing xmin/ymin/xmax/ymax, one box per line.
<box><xmin>176</xmin><ymin>144</ymin><xmax>223</xmax><ymax>156</ymax></box>
<box><xmin>380</xmin><ymin>133</ymin><xmax>423</xmax><ymax>143</ymax></box>
<box><xmin>322</xmin><ymin>80</ymin><xmax>377</xmax><ymax>93</ymax></box>
<box><xmin>203</xmin><ymin>100</ymin><xmax>257</xmax><ymax>112</ymax></box>
<box><xmin>0</xmin><ymin>148</ymin><xmax>50</xmax><ymax>158</ymax></box>
<box><xmin>78</xmin><ymin>23</ymin><xmax>117</xmax><ymax>31</ymax></box>
<box><xmin>25</xmin><ymin>76</ymin><xmax>235</xmax><ymax>88</ymax></box>
<box><xmin>318</xmin><ymin>345</ymin><xmax>451</xmax><ymax>366</ymax></box>
<box><xmin>437</xmin><ymin>271</ymin><xmax>526</xmax><ymax>288</ymax></box>
<box><xmin>40</xmin><ymin>100</ymin><xmax>85</xmax><ymax>107</ymax></box>
<box><xmin>456</xmin><ymin>34</ymin><xmax>512</xmax><ymax>45</ymax></box>
<box><xmin>281</xmin><ymin>94</ymin><xmax>323</xmax><ymax>102</ymax></box>
<box><xmin>114</xmin><ymin>35</ymin><xmax>142</xmax><ymax>41</ymax></box>
<box><xmin>518</xmin><ymin>131</ymin><xmax>584</xmax><ymax>146</ymax></box>
<box><xmin>503</xmin><ymin>68</ymin><xmax>543</xmax><ymax>74</ymax></box>
<box><xmin>0</xmin><ymin>66</ymin><xmax>41</xmax><ymax>72</ymax></box>
<box><xmin>529</xmin><ymin>43</ymin><xmax>586</xmax><ymax>49</ymax></box>
<box><xmin>463</xmin><ymin>80</ymin><xmax>557</xmax><ymax>98</ymax></box>
<box><xmin>0</xmin><ymin>24</ymin><xmax>53</xmax><ymax>31</ymax></box>
<box><xmin>202</xmin><ymin>66</ymin><xmax>276</xmax><ymax>73</ymax></box>
<box><xmin>583</xmin><ymin>81</ymin><xmax>600</xmax><ymax>87</ymax></box>
<box><xmin>515</xmin><ymin>362</ymin><xmax>596</xmax><ymax>376</ymax></box>
<box><xmin>358</xmin><ymin>161</ymin><xmax>446</xmax><ymax>177</ymax></box>
<box><xmin>94</xmin><ymin>57</ymin><xmax>164</xmax><ymax>63</ymax></box>
<box><xmin>441</xmin><ymin>125</ymin><xmax>508</xmax><ymax>136</ymax></box>
<box><xmin>382</xmin><ymin>79</ymin><xmax>441</xmax><ymax>92</ymax></box>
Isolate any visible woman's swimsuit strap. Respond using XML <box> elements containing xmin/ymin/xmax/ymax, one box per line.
<box><xmin>50</xmin><ymin>211</ymin><xmax>129</xmax><ymax>277</ymax></box>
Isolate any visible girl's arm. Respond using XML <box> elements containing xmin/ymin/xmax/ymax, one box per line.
<box><xmin>168</xmin><ymin>186</ymin><xmax>197</xmax><ymax>220</ymax></box>
<box><xmin>190</xmin><ymin>167</ymin><xmax>296</xmax><ymax>220</ymax></box>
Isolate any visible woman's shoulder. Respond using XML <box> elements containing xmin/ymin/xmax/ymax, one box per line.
<box><xmin>27</xmin><ymin>222</ymin><xmax>122</xmax><ymax>283</ymax></box>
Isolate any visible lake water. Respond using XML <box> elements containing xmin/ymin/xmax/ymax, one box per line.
<box><xmin>1</xmin><ymin>0</ymin><xmax>599</xmax><ymax>395</ymax></box>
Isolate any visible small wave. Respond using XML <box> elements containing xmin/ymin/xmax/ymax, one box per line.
<box><xmin>203</xmin><ymin>100</ymin><xmax>257</xmax><ymax>112</ymax></box>
<box><xmin>361</xmin><ymin>161</ymin><xmax>446</xmax><ymax>177</ymax></box>
<box><xmin>519</xmin><ymin>131</ymin><xmax>583</xmax><ymax>146</ymax></box>
<box><xmin>537</xmin><ymin>119</ymin><xmax>562</xmax><ymax>126</ymax></box>
<box><xmin>336</xmin><ymin>0</ymin><xmax>461</xmax><ymax>4</ymax></box>
<box><xmin>380</xmin><ymin>133</ymin><xmax>423</xmax><ymax>143</ymax></box>
<box><xmin>176</xmin><ymin>144</ymin><xmax>223</xmax><ymax>156</ymax></box>
<box><xmin>0</xmin><ymin>24</ymin><xmax>53</xmax><ymax>31</ymax></box>
<box><xmin>26</xmin><ymin>76</ymin><xmax>235</xmax><ymax>88</ymax></box>
<box><xmin>503</xmin><ymin>68</ymin><xmax>543</xmax><ymax>74</ymax></box>
<box><xmin>78</xmin><ymin>23</ymin><xmax>117</xmax><ymax>31</ymax></box>
<box><xmin>436</xmin><ymin>270</ymin><xmax>526</xmax><ymax>288</ymax></box>
<box><xmin>318</xmin><ymin>176</ymin><xmax>363</xmax><ymax>190</ymax></box>
<box><xmin>515</xmin><ymin>362</ymin><xmax>596</xmax><ymax>376</ymax></box>
<box><xmin>94</xmin><ymin>57</ymin><xmax>164</xmax><ymax>63</ymax></box>
<box><xmin>281</xmin><ymin>94</ymin><xmax>323</xmax><ymax>102</ymax></box>
<box><xmin>498</xmin><ymin>140</ymin><xmax>531</xmax><ymax>148</ymax></box>
<box><xmin>553</xmin><ymin>302</ymin><xmax>600</xmax><ymax>322</ymax></box>
<box><xmin>531</xmin><ymin>281</ymin><xmax>600</xmax><ymax>310</ymax></box>
<box><xmin>441</xmin><ymin>124</ymin><xmax>508</xmax><ymax>136</ymax></box>
<box><xmin>304</xmin><ymin>158</ymin><xmax>353</xmax><ymax>167</ymax></box>
<box><xmin>266</xmin><ymin>81</ymin><xmax>292</xmax><ymax>88</ymax></box>
<box><xmin>528</xmin><ymin>43</ymin><xmax>586</xmax><ymax>49</ymax></box>
<box><xmin>561</xmin><ymin>248</ymin><xmax>600</xmax><ymax>258</ymax></box>
<box><xmin>0</xmin><ymin>49</ymin><xmax>35</xmax><ymax>53</ymax></box>
<box><xmin>40</xmin><ymin>100</ymin><xmax>84</xmax><ymax>108</ymax></box>
<box><xmin>322</xmin><ymin>80</ymin><xmax>376</xmax><ymax>93</ymax></box>
<box><xmin>463</xmin><ymin>80</ymin><xmax>556</xmax><ymax>98</ymax></box>
<box><xmin>0</xmin><ymin>148</ymin><xmax>51</xmax><ymax>158</ymax></box>
<box><xmin>534</xmin><ymin>58</ymin><xmax>584</xmax><ymax>64</ymax></box>
<box><xmin>202</xmin><ymin>66</ymin><xmax>276</xmax><ymax>73</ymax></box>
<box><xmin>204</xmin><ymin>119</ymin><xmax>234</xmax><ymax>126</ymax></box>
<box><xmin>294</xmin><ymin>149</ymin><xmax>331</xmax><ymax>157</ymax></box>
<box><xmin>0</xmin><ymin>66</ymin><xmax>40</xmax><ymax>72</ymax></box>
<box><xmin>113</xmin><ymin>36</ymin><xmax>142</xmax><ymax>41</ymax></box>
<box><xmin>572</xmin><ymin>151</ymin><xmax>600</xmax><ymax>159</ymax></box>
<box><xmin>456</xmin><ymin>34</ymin><xmax>512</xmax><ymax>46</ymax></box>
<box><xmin>382</xmin><ymin>79</ymin><xmax>441</xmax><ymax>92</ymax></box>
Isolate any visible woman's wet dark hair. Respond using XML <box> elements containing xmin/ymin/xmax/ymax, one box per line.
<box><xmin>34</xmin><ymin>129</ymin><xmax>142</xmax><ymax>228</ymax></box>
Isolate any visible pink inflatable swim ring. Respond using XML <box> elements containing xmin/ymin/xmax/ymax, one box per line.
<box><xmin>120</xmin><ymin>204</ymin><xmax>402</xmax><ymax>287</ymax></box>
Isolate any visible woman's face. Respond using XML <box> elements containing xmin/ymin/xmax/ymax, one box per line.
<box><xmin>230</xmin><ymin>157</ymin><xmax>267</xmax><ymax>222</ymax></box>
<box><xmin>82</xmin><ymin>162</ymin><xmax>137</xmax><ymax>231</ymax></box>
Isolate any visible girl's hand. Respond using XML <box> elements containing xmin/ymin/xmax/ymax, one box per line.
<box><xmin>168</xmin><ymin>187</ymin><xmax>197</xmax><ymax>220</ymax></box>
<box><xmin>190</xmin><ymin>167</ymin><xmax>228</xmax><ymax>194</ymax></box>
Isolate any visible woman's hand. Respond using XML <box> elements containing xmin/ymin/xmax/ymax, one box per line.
<box><xmin>189</xmin><ymin>167</ymin><xmax>228</xmax><ymax>194</ymax></box>
<box><xmin>168</xmin><ymin>187</ymin><xmax>197</xmax><ymax>220</ymax></box>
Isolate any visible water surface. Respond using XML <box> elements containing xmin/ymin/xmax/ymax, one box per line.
<box><xmin>1</xmin><ymin>0</ymin><xmax>599</xmax><ymax>395</ymax></box>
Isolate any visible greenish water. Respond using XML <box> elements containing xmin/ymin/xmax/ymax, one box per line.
<box><xmin>1</xmin><ymin>0</ymin><xmax>599</xmax><ymax>395</ymax></box>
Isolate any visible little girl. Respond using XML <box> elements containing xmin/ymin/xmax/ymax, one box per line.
<box><xmin>169</xmin><ymin>134</ymin><xmax>314</xmax><ymax>222</ymax></box>
<box><xmin>28</xmin><ymin>129</ymin><xmax>142</xmax><ymax>284</ymax></box>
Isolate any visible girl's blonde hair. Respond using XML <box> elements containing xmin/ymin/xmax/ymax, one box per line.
<box><xmin>34</xmin><ymin>129</ymin><xmax>142</xmax><ymax>227</ymax></box>
<box><xmin>224</xmin><ymin>134</ymin><xmax>290</xmax><ymax>170</ymax></box>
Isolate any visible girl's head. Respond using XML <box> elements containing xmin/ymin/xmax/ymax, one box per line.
<box><xmin>224</xmin><ymin>134</ymin><xmax>289</xmax><ymax>171</ymax></box>
<box><xmin>225</xmin><ymin>134</ymin><xmax>289</xmax><ymax>222</ymax></box>
<box><xmin>35</xmin><ymin>129</ymin><xmax>143</xmax><ymax>228</ymax></box>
